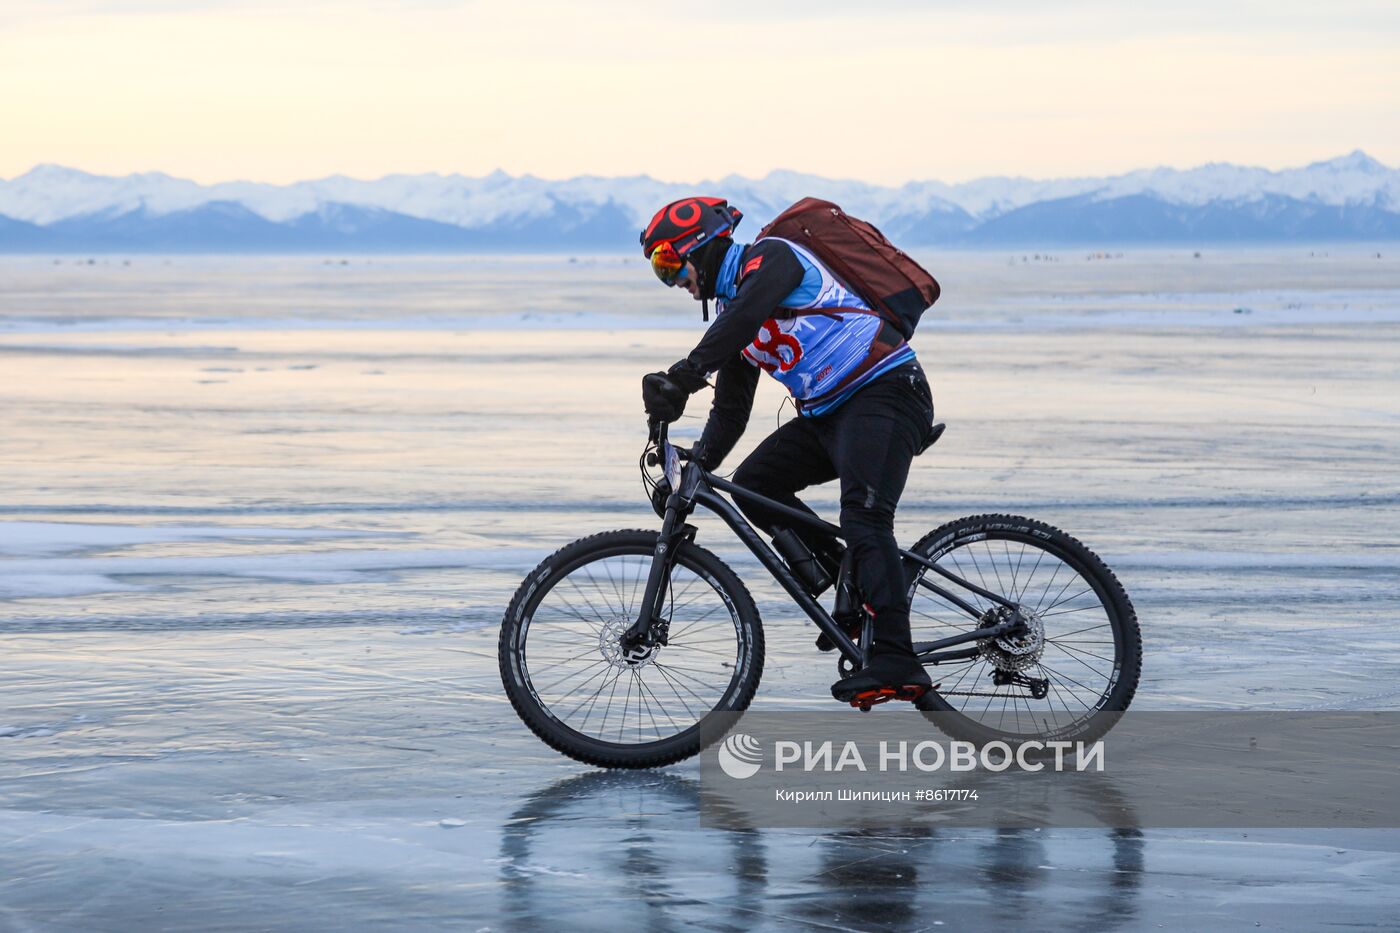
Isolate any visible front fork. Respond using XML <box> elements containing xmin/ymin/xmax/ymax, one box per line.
<box><xmin>621</xmin><ymin>471</ymin><xmax>699</xmax><ymax>651</ymax></box>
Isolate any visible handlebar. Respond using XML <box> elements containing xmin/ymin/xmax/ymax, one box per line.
<box><xmin>645</xmin><ymin>419</ymin><xmax>686</xmax><ymax>490</ymax></box>
<box><xmin>647</xmin><ymin>417</ymin><xmax>668</xmax><ymax>447</ymax></box>
<box><xmin>646</xmin><ymin>419</ymin><xmax>693</xmax><ymax>464</ymax></box>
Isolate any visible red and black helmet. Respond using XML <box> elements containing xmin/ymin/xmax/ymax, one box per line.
<box><xmin>640</xmin><ymin>197</ymin><xmax>743</xmax><ymax>260</ymax></box>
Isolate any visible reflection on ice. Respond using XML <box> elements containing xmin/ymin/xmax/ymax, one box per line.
<box><xmin>4</xmin><ymin>757</ymin><xmax>1396</xmax><ymax>930</ymax></box>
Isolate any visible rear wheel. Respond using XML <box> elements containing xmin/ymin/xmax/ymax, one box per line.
<box><xmin>905</xmin><ymin>514</ymin><xmax>1140</xmax><ymax>745</ymax></box>
<box><xmin>500</xmin><ymin>530</ymin><xmax>764</xmax><ymax>768</ymax></box>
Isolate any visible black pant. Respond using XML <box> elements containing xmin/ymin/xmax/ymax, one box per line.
<box><xmin>733</xmin><ymin>362</ymin><xmax>935</xmax><ymax>659</ymax></box>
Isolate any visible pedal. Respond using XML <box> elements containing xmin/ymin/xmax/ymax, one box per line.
<box><xmin>847</xmin><ymin>684</ymin><xmax>930</xmax><ymax>712</ymax></box>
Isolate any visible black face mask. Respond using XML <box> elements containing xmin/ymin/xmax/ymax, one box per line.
<box><xmin>689</xmin><ymin>236</ymin><xmax>732</xmax><ymax>322</ymax></box>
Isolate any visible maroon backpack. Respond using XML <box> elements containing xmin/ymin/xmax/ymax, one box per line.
<box><xmin>756</xmin><ymin>198</ymin><xmax>940</xmax><ymax>339</ymax></box>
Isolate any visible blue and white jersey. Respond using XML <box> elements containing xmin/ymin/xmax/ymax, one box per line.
<box><xmin>768</xmin><ymin>237</ymin><xmax>870</xmax><ymax>312</ymax></box>
<box><xmin>718</xmin><ymin>237</ymin><xmax>915</xmax><ymax>416</ymax></box>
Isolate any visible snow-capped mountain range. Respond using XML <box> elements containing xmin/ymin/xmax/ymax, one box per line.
<box><xmin>2</xmin><ymin>151</ymin><xmax>1397</xmax><ymax>251</ymax></box>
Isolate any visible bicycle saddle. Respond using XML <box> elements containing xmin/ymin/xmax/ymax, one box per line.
<box><xmin>918</xmin><ymin>422</ymin><xmax>946</xmax><ymax>456</ymax></box>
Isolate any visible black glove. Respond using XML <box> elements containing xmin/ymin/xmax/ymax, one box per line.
<box><xmin>643</xmin><ymin>360</ymin><xmax>710</xmax><ymax>423</ymax></box>
<box><xmin>665</xmin><ymin>359</ymin><xmax>710</xmax><ymax>393</ymax></box>
<box><xmin>642</xmin><ymin>372</ymin><xmax>688</xmax><ymax>423</ymax></box>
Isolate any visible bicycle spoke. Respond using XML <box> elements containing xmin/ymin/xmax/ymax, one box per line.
<box><xmin>574</xmin><ymin>666</ymin><xmax>626</xmax><ymax>728</ymax></box>
<box><xmin>580</xmin><ymin>567</ymin><xmax>622</xmax><ymax>619</ymax></box>
<box><xmin>541</xmin><ymin>591</ymin><xmax>605</xmax><ymax>631</ymax></box>
<box><xmin>1042</xmin><ymin>585</ymin><xmax>1093</xmax><ymax>615</ymax></box>
<box><xmin>1008</xmin><ymin>540</ymin><xmax>1027</xmax><ymax>601</ymax></box>
<box><xmin>601</xmin><ymin>559</ymin><xmax>631</xmax><ymax>620</ymax></box>
<box><xmin>1017</xmin><ymin>546</ymin><xmax>1047</xmax><ymax>606</ymax></box>
<box><xmin>1044</xmin><ymin>620</ymin><xmax>1112</xmax><ymax>640</ymax></box>
<box><xmin>651</xmin><ymin>663</ymin><xmax>701</xmax><ymax>720</ymax></box>
<box><xmin>532</xmin><ymin>657</ymin><xmax>611</xmax><ymax>697</ymax></box>
<box><xmin>963</xmin><ymin>548</ymin><xmax>995</xmax><ymax>607</ymax></box>
<box><xmin>664</xmin><ymin>643</ymin><xmax>736</xmax><ymax>659</ymax></box>
<box><xmin>1032</xmin><ymin>561</ymin><xmax>1064</xmax><ymax>613</ymax></box>
<box><xmin>546</xmin><ymin>663</ymin><xmax>616</xmax><ymax>713</ymax></box>
<box><xmin>948</xmin><ymin>553</ymin><xmax>986</xmax><ymax>613</ymax></box>
<box><xmin>1039</xmin><ymin>666</ymin><xmax>1087</xmax><ymax>718</ymax></box>
<box><xmin>651</xmin><ymin>661</ymin><xmax>713</xmax><ymax>706</ymax></box>
<box><xmin>527</xmin><ymin>646</ymin><xmax>607</xmax><ymax>675</ymax></box>
<box><xmin>620</xmin><ymin>671</ymin><xmax>640</xmax><ymax>743</ymax></box>
<box><xmin>666</xmin><ymin>602</ymin><xmax>727</xmax><ymax>640</ymax></box>
<box><xmin>633</xmin><ymin>670</ymin><xmax>669</xmax><ymax>738</ymax></box>
<box><xmin>910</xmin><ymin>600</ymin><xmax>975</xmax><ymax>633</ymax></box>
<box><xmin>1048</xmin><ymin>640</ymin><xmax>1116</xmax><ymax>673</ymax></box>
<box><xmin>1040</xmin><ymin>606</ymin><xmax>1104</xmax><ymax>618</ymax></box>
<box><xmin>946</xmin><ymin>657</ymin><xmax>987</xmax><ymax>694</ymax></box>
<box><xmin>1033</xmin><ymin>657</ymin><xmax>1103</xmax><ymax>697</ymax></box>
<box><xmin>597</xmin><ymin>665</ymin><xmax>626</xmax><ymax>737</ymax></box>
<box><xmin>984</xmin><ymin>540</ymin><xmax>1008</xmax><ymax>600</ymax></box>
<box><xmin>651</xmin><ymin>659</ymin><xmax>723</xmax><ymax>693</ymax></box>
<box><xmin>565</xmin><ymin>577</ymin><xmax>614</xmax><ymax>626</ymax></box>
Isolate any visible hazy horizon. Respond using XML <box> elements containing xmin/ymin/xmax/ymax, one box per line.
<box><xmin>3</xmin><ymin>2</ymin><xmax>1397</xmax><ymax>186</ymax></box>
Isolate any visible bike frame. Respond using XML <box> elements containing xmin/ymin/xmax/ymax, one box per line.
<box><xmin>624</xmin><ymin>430</ymin><xmax>1025</xmax><ymax>670</ymax></box>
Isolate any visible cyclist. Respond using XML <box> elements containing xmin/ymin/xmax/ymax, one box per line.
<box><xmin>639</xmin><ymin>196</ymin><xmax>937</xmax><ymax>704</ymax></box>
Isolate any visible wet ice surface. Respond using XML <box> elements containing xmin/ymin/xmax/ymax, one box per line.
<box><xmin>2</xmin><ymin>250</ymin><xmax>1399</xmax><ymax>929</ymax></box>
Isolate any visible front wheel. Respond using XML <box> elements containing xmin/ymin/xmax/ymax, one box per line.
<box><xmin>905</xmin><ymin>514</ymin><xmax>1141</xmax><ymax>745</ymax></box>
<box><xmin>500</xmin><ymin>530</ymin><xmax>764</xmax><ymax>768</ymax></box>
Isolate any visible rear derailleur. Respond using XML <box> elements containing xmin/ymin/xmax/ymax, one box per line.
<box><xmin>990</xmin><ymin>668</ymin><xmax>1050</xmax><ymax>699</ymax></box>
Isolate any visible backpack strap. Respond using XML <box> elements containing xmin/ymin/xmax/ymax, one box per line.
<box><xmin>773</xmin><ymin>305</ymin><xmax>882</xmax><ymax>323</ymax></box>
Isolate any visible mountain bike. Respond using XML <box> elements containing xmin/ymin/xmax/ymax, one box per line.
<box><xmin>499</xmin><ymin>421</ymin><xmax>1141</xmax><ymax>769</ymax></box>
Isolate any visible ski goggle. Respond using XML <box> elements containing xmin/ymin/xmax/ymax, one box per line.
<box><xmin>649</xmin><ymin>240</ymin><xmax>688</xmax><ymax>286</ymax></box>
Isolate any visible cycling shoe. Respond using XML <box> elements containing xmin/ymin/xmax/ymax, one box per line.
<box><xmin>831</xmin><ymin>652</ymin><xmax>933</xmax><ymax>710</ymax></box>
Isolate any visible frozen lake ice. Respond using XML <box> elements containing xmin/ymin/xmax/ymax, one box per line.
<box><xmin>2</xmin><ymin>249</ymin><xmax>1399</xmax><ymax>929</ymax></box>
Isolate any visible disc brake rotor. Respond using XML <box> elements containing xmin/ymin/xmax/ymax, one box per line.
<box><xmin>600</xmin><ymin>618</ymin><xmax>659</xmax><ymax>669</ymax></box>
<box><xmin>976</xmin><ymin>606</ymin><xmax>1046</xmax><ymax>672</ymax></box>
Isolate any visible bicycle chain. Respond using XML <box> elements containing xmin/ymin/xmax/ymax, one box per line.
<box><xmin>936</xmin><ymin>690</ymin><xmax>1033</xmax><ymax>699</ymax></box>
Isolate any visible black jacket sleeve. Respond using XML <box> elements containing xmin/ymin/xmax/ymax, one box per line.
<box><xmin>693</xmin><ymin>353</ymin><xmax>760</xmax><ymax>469</ymax></box>
<box><xmin>683</xmin><ymin>239</ymin><xmax>806</xmax><ymax>376</ymax></box>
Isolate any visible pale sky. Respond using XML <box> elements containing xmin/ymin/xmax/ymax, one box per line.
<box><xmin>2</xmin><ymin>0</ymin><xmax>1397</xmax><ymax>185</ymax></box>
